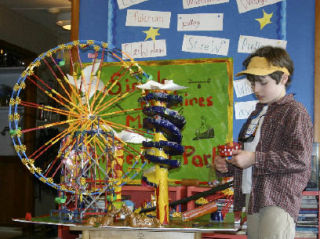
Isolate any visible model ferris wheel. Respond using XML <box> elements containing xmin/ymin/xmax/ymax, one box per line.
<box><xmin>8</xmin><ymin>40</ymin><xmax>186</xmax><ymax>223</ymax></box>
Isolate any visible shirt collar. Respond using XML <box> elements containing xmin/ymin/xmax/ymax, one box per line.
<box><xmin>256</xmin><ymin>94</ymin><xmax>294</xmax><ymax>109</ymax></box>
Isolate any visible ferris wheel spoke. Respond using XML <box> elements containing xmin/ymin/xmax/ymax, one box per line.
<box><xmin>29</xmin><ymin>121</ymin><xmax>82</xmax><ymax>161</ymax></box>
<box><xmin>88</xmin><ymin>48</ymin><xmax>106</xmax><ymax>110</ymax></box>
<box><xmin>93</xmin><ymin>91</ymin><xmax>135</xmax><ymax>115</ymax></box>
<box><xmin>122</xmin><ymin>141</ymin><xmax>144</xmax><ymax>156</ymax></box>
<box><xmin>68</xmin><ymin>49</ymin><xmax>81</xmax><ymax>93</ymax></box>
<box><xmin>46</xmin><ymin>156</ymin><xmax>64</xmax><ymax>179</ymax></box>
<box><xmin>47</xmin><ymin>137</ymin><xmax>79</xmax><ymax>177</ymax></box>
<box><xmin>47</xmin><ymin>55</ymin><xmax>79</xmax><ymax>101</ymax></box>
<box><xmin>98</xmin><ymin>107</ymin><xmax>142</xmax><ymax>117</ymax></box>
<box><xmin>42</xmin><ymin>57</ymin><xmax>73</xmax><ymax>102</ymax></box>
<box><xmin>20</xmin><ymin>100</ymin><xmax>79</xmax><ymax>118</ymax></box>
<box><xmin>92</xmin><ymin>66</ymin><xmax>130</xmax><ymax>112</ymax></box>
<box><xmin>21</xmin><ymin>118</ymin><xmax>79</xmax><ymax>134</ymax></box>
<box><xmin>26</xmin><ymin>75</ymin><xmax>68</xmax><ymax>109</ymax></box>
<box><xmin>99</xmin><ymin>118</ymin><xmax>151</xmax><ymax>137</ymax></box>
<box><xmin>75</xmin><ymin>45</ymin><xmax>92</xmax><ymax>110</ymax></box>
<box><xmin>29</xmin><ymin>75</ymin><xmax>89</xmax><ymax>117</ymax></box>
<box><xmin>85</xmin><ymin>51</ymin><xmax>101</xmax><ymax>109</ymax></box>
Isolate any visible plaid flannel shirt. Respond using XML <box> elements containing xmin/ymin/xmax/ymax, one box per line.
<box><xmin>218</xmin><ymin>94</ymin><xmax>313</xmax><ymax>221</ymax></box>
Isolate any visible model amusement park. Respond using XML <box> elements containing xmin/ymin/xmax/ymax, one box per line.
<box><xmin>8</xmin><ymin>40</ymin><xmax>239</xmax><ymax>231</ymax></box>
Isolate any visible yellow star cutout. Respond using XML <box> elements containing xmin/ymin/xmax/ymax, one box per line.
<box><xmin>256</xmin><ymin>10</ymin><xmax>273</xmax><ymax>30</ymax></box>
<box><xmin>143</xmin><ymin>27</ymin><xmax>160</xmax><ymax>41</ymax></box>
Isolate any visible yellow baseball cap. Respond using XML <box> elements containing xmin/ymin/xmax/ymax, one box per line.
<box><xmin>236</xmin><ymin>56</ymin><xmax>290</xmax><ymax>77</ymax></box>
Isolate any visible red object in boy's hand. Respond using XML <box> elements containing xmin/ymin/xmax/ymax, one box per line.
<box><xmin>217</xmin><ymin>142</ymin><xmax>242</xmax><ymax>159</ymax></box>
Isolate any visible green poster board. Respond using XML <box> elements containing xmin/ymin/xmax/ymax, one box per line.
<box><xmin>100</xmin><ymin>58</ymin><xmax>233</xmax><ymax>182</ymax></box>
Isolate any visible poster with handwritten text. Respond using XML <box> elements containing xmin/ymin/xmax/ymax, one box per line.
<box><xmin>122</xmin><ymin>40</ymin><xmax>167</xmax><ymax>58</ymax></box>
<box><xmin>177</xmin><ymin>13</ymin><xmax>224</xmax><ymax>31</ymax></box>
<box><xmin>117</xmin><ymin>0</ymin><xmax>148</xmax><ymax>9</ymax></box>
<box><xmin>236</xmin><ymin>0</ymin><xmax>282</xmax><ymax>13</ymax></box>
<box><xmin>183</xmin><ymin>0</ymin><xmax>229</xmax><ymax>9</ymax></box>
<box><xmin>125</xmin><ymin>9</ymin><xmax>171</xmax><ymax>28</ymax></box>
<box><xmin>238</xmin><ymin>35</ymin><xmax>287</xmax><ymax>54</ymax></box>
<box><xmin>234</xmin><ymin>78</ymin><xmax>253</xmax><ymax>98</ymax></box>
<box><xmin>182</xmin><ymin>35</ymin><xmax>229</xmax><ymax>56</ymax></box>
<box><xmin>235</xmin><ymin>100</ymin><xmax>258</xmax><ymax>120</ymax></box>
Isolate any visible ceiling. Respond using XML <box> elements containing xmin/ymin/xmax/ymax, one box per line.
<box><xmin>0</xmin><ymin>0</ymin><xmax>71</xmax><ymax>42</ymax></box>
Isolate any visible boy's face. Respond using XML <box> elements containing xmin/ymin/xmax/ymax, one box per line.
<box><xmin>248</xmin><ymin>75</ymin><xmax>287</xmax><ymax>104</ymax></box>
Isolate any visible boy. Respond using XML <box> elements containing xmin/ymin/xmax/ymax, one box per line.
<box><xmin>214</xmin><ymin>46</ymin><xmax>313</xmax><ymax>238</ymax></box>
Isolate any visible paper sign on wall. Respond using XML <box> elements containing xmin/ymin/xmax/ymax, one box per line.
<box><xmin>183</xmin><ymin>0</ymin><xmax>229</xmax><ymax>9</ymax></box>
<box><xmin>126</xmin><ymin>9</ymin><xmax>171</xmax><ymax>28</ymax></box>
<box><xmin>238</xmin><ymin>35</ymin><xmax>287</xmax><ymax>54</ymax></box>
<box><xmin>234</xmin><ymin>78</ymin><xmax>253</xmax><ymax>98</ymax></box>
<box><xmin>236</xmin><ymin>0</ymin><xmax>282</xmax><ymax>13</ymax></box>
<box><xmin>182</xmin><ymin>34</ymin><xmax>229</xmax><ymax>56</ymax></box>
<box><xmin>235</xmin><ymin>100</ymin><xmax>258</xmax><ymax>120</ymax></box>
<box><xmin>122</xmin><ymin>40</ymin><xmax>167</xmax><ymax>59</ymax></box>
<box><xmin>177</xmin><ymin>13</ymin><xmax>223</xmax><ymax>31</ymax></box>
<box><xmin>117</xmin><ymin>0</ymin><xmax>148</xmax><ymax>9</ymax></box>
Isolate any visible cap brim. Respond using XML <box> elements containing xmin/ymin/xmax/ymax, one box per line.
<box><xmin>235</xmin><ymin>66</ymin><xmax>290</xmax><ymax>77</ymax></box>
<box><xmin>235</xmin><ymin>68</ymin><xmax>274</xmax><ymax>77</ymax></box>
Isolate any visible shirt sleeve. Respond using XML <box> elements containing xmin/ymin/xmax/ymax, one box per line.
<box><xmin>254</xmin><ymin>107</ymin><xmax>313</xmax><ymax>175</ymax></box>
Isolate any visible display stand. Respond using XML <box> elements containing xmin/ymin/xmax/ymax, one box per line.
<box><xmin>14</xmin><ymin>186</ymin><xmax>319</xmax><ymax>239</ymax></box>
<box><xmin>70</xmin><ymin>227</ymin><xmax>202</xmax><ymax>239</ymax></box>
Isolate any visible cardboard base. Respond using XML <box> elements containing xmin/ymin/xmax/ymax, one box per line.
<box><xmin>13</xmin><ymin>217</ymin><xmax>240</xmax><ymax>233</ymax></box>
<box><xmin>74</xmin><ymin>228</ymin><xmax>202</xmax><ymax>239</ymax></box>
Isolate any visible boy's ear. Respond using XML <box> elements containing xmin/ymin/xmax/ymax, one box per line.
<box><xmin>281</xmin><ymin>74</ymin><xmax>289</xmax><ymax>85</ymax></box>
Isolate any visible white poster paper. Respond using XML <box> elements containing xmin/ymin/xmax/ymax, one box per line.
<box><xmin>126</xmin><ymin>9</ymin><xmax>171</xmax><ymax>28</ymax></box>
<box><xmin>177</xmin><ymin>13</ymin><xmax>223</xmax><ymax>31</ymax></box>
<box><xmin>238</xmin><ymin>35</ymin><xmax>287</xmax><ymax>54</ymax></box>
<box><xmin>236</xmin><ymin>0</ymin><xmax>282</xmax><ymax>13</ymax></box>
<box><xmin>234</xmin><ymin>78</ymin><xmax>253</xmax><ymax>98</ymax></box>
<box><xmin>117</xmin><ymin>0</ymin><xmax>148</xmax><ymax>9</ymax></box>
<box><xmin>183</xmin><ymin>0</ymin><xmax>229</xmax><ymax>9</ymax></box>
<box><xmin>182</xmin><ymin>34</ymin><xmax>229</xmax><ymax>56</ymax></box>
<box><xmin>122</xmin><ymin>40</ymin><xmax>167</xmax><ymax>59</ymax></box>
<box><xmin>235</xmin><ymin>100</ymin><xmax>258</xmax><ymax>120</ymax></box>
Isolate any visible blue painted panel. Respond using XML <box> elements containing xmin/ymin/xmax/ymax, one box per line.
<box><xmin>79</xmin><ymin>0</ymin><xmax>315</xmax><ymax>139</ymax></box>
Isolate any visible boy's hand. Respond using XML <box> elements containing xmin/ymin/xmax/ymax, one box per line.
<box><xmin>229</xmin><ymin>149</ymin><xmax>255</xmax><ymax>169</ymax></box>
<box><xmin>214</xmin><ymin>155</ymin><xmax>229</xmax><ymax>173</ymax></box>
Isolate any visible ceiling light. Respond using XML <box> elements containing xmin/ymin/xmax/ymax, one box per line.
<box><xmin>48</xmin><ymin>8</ymin><xmax>60</xmax><ymax>14</ymax></box>
<box><xmin>62</xmin><ymin>24</ymin><xmax>71</xmax><ymax>30</ymax></box>
<box><xmin>56</xmin><ymin>12</ymin><xmax>71</xmax><ymax>31</ymax></box>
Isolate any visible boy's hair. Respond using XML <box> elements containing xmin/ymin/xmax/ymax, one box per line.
<box><xmin>243</xmin><ymin>46</ymin><xmax>294</xmax><ymax>87</ymax></box>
